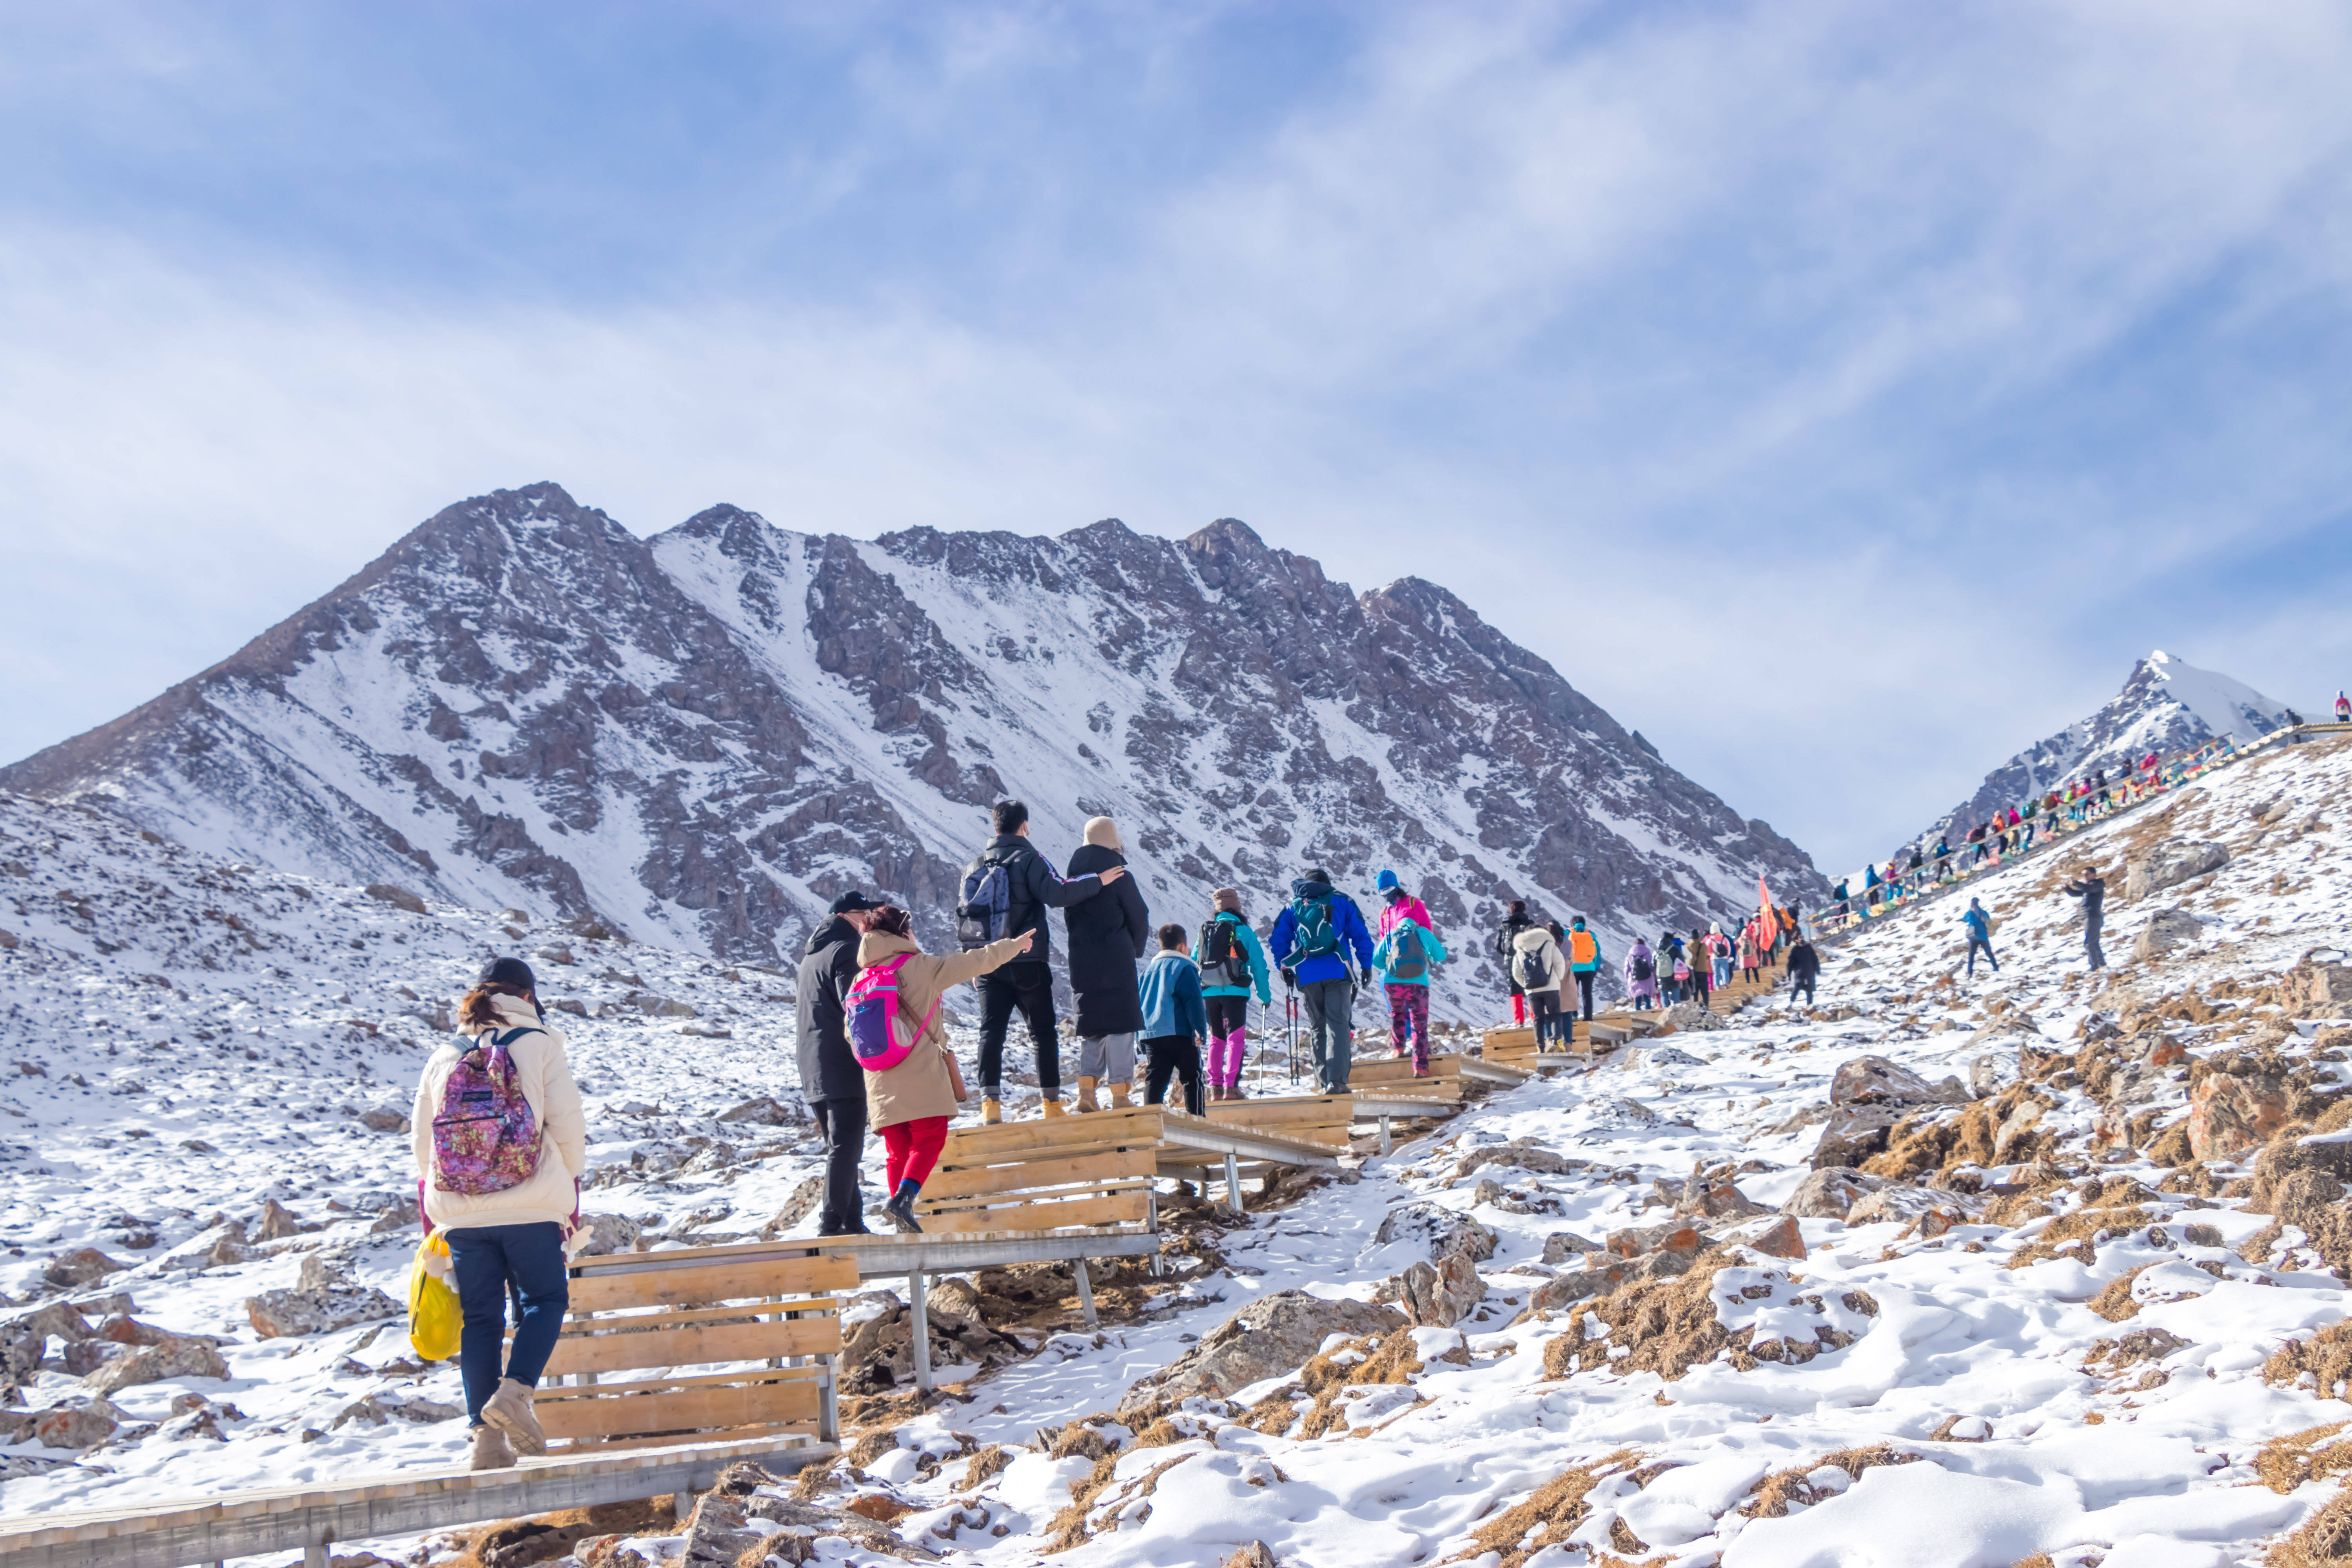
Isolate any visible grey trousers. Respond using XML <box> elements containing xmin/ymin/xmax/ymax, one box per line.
<box><xmin>1077</xmin><ymin>1033</ymin><xmax>1135</xmax><ymax>1081</ymax></box>
<box><xmin>1299</xmin><ymin>977</ymin><xmax>1354</xmax><ymax>1092</ymax></box>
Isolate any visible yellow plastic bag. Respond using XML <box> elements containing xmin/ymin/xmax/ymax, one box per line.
<box><xmin>408</xmin><ymin>1233</ymin><xmax>462</xmax><ymax>1362</ymax></box>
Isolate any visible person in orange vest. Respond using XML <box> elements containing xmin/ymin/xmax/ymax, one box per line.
<box><xmin>1564</xmin><ymin>916</ymin><xmax>1601</xmax><ymax>1020</ymax></box>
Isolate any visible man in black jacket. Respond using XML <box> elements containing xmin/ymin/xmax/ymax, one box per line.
<box><xmin>1785</xmin><ymin>936</ymin><xmax>1822</xmax><ymax>1005</ymax></box>
<box><xmin>1492</xmin><ymin>900</ymin><xmax>1535</xmax><ymax>1025</ymax></box>
<box><xmin>962</xmin><ymin>800</ymin><xmax>1125</xmax><ymax>1123</ymax></box>
<box><xmin>795</xmin><ymin>891</ymin><xmax>884</xmax><ymax>1235</ymax></box>
<box><xmin>2063</xmin><ymin>866</ymin><xmax>2107</xmax><ymax>971</ymax></box>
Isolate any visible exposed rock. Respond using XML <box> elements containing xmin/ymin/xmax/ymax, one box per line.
<box><xmin>1450</xmin><ymin>1140</ymin><xmax>1590</xmax><ymax>1184</ymax></box>
<box><xmin>1655</xmin><ymin>1003</ymin><xmax>1729</xmax><ymax>1035</ymax></box>
<box><xmin>1395</xmin><ymin>1252</ymin><xmax>1485</xmax><ymax>1327</ymax></box>
<box><xmin>1739</xmin><ymin>1216</ymin><xmax>1808</xmax><ymax>1259</ymax></box>
<box><xmin>357</xmin><ymin>1107</ymin><xmax>410</xmax><ymax>1133</ymax></box>
<box><xmin>2125</xmin><ymin>841</ymin><xmax>2229</xmax><ymax>903</ymax></box>
<box><xmin>2188</xmin><ymin>1066</ymin><xmax>2299</xmax><ymax>1162</ymax></box>
<box><xmin>1781</xmin><ymin>1167</ymin><xmax>1891</xmax><ymax>1219</ymax></box>
<box><xmin>2287</xmin><ymin>953</ymin><xmax>2352</xmax><ymax>1020</ymax></box>
<box><xmin>2134</xmin><ymin>908</ymin><xmax>2204</xmax><ymax>963</ymax></box>
<box><xmin>2</xmin><ymin>1321</ymin><xmax>44</xmax><ymax>1388</ymax></box>
<box><xmin>328</xmin><ymin>1393</ymin><xmax>462</xmax><ymax>1430</ymax></box>
<box><xmin>245</xmin><ymin>1283</ymin><xmax>402</xmax><ymax>1339</ymax></box>
<box><xmin>572</xmin><ymin>1213</ymin><xmax>644</xmax><ymax>1257</ymax></box>
<box><xmin>1672</xmin><ymin>1162</ymin><xmax>1771</xmax><ymax>1221</ymax></box>
<box><xmin>1371</xmin><ymin>1201</ymin><xmax>1498</xmax><ymax>1264</ymax></box>
<box><xmin>43</xmin><ymin>1248</ymin><xmax>128</xmax><ymax>1289</ymax></box>
<box><xmin>757</xmin><ymin>1177</ymin><xmax>828</xmax><ymax>1240</ymax></box>
<box><xmin>33</xmin><ymin>1397</ymin><xmax>123</xmax><ymax>1449</ymax></box>
<box><xmin>717</xmin><ymin>1096</ymin><xmax>793</xmax><ymax>1126</ymax></box>
<box><xmin>1812</xmin><ymin>1105</ymin><xmax>1904</xmax><ymax>1170</ymax></box>
<box><xmin>1845</xmin><ymin>1185</ymin><xmax>1987</xmax><ymax>1234</ymax></box>
<box><xmin>256</xmin><ymin>1198</ymin><xmax>303</xmax><ymax>1241</ymax></box>
<box><xmin>62</xmin><ymin>1339</ymin><xmax>123</xmax><ymax>1377</ymax></box>
<box><xmin>629</xmin><ymin>993</ymin><xmax>698</xmax><ymax>1019</ymax></box>
<box><xmin>1118</xmin><ymin>1290</ymin><xmax>1405</xmax><ymax>1418</ymax></box>
<box><xmin>364</xmin><ymin>884</ymin><xmax>428</xmax><ymax>915</ymax></box>
<box><xmin>839</xmin><ymin>1291</ymin><xmax>1029</xmax><ymax>1394</ymax></box>
<box><xmin>1540</xmin><ymin>1231</ymin><xmax>1603</xmax><ymax>1265</ymax></box>
<box><xmin>367</xmin><ymin>1196</ymin><xmax>422</xmax><ymax>1236</ymax></box>
<box><xmin>534</xmin><ymin>945</ymin><xmax>576</xmax><ymax>967</ymax></box>
<box><xmin>82</xmin><ymin>1334</ymin><xmax>230</xmax><ymax>1395</ymax></box>
<box><xmin>1829</xmin><ymin>1056</ymin><xmax>1967</xmax><ymax>1107</ymax></box>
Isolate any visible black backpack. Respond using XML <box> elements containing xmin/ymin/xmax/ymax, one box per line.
<box><xmin>1198</xmin><ymin>916</ymin><xmax>1251</xmax><ymax>988</ymax></box>
<box><xmin>1511</xmin><ymin>942</ymin><xmax>1551</xmax><ymax>991</ymax></box>
<box><xmin>1632</xmin><ymin>953</ymin><xmax>1655</xmax><ymax>982</ymax></box>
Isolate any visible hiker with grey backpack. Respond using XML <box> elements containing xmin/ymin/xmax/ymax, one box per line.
<box><xmin>1374</xmin><ymin>905</ymin><xmax>1450</xmax><ymax>1075</ymax></box>
<box><xmin>412</xmin><ymin>957</ymin><xmax>588</xmax><ymax>1471</ymax></box>
<box><xmin>1269</xmin><ymin>866</ymin><xmax>1376</xmax><ymax>1093</ymax></box>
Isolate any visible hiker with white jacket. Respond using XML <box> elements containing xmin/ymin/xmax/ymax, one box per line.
<box><xmin>1511</xmin><ymin>920</ymin><xmax>1570</xmax><ymax>1051</ymax></box>
<box><xmin>411</xmin><ymin>957</ymin><xmax>588</xmax><ymax>1471</ymax></box>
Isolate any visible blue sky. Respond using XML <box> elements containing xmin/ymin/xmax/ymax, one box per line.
<box><xmin>5</xmin><ymin>0</ymin><xmax>2352</xmax><ymax>877</ymax></box>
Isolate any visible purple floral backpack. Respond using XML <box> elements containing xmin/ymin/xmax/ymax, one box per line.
<box><xmin>430</xmin><ymin>1027</ymin><xmax>543</xmax><ymax>1195</ymax></box>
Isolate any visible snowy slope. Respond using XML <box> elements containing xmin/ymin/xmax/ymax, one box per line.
<box><xmin>7</xmin><ymin>733</ymin><xmax>2352</xmax><ymax>1565</ymax></box>
<box><xmin>2</xmin><ymin>485</ymin><xmax>1827</xmax><ymax>1022</ymax></box>
<box><xmin>1911</xmin><ymin>650</ymin><xmax>2292</xmax><ymax>873</ymax></box>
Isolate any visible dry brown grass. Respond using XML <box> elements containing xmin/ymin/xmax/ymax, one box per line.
<box><xmin>963</xmin><ymin>1445</ymin><xmax>1013</xmax><ymax>1487</ymax></box>
<box><xmin>2267</xmin><ymin>1323</ymin><xmax>2352</xmax><ymax>1402</ymax></box>
<box><xmin>2087</xmin><ymin>1266</ymin><xmax>2149</xmax><ymax>1322</ymax></box>
<box><xmin>1743</xmin><ymin>1446</ymin><xmax>1918</xmax><ymax>1518</ymax></box>
<box><xmin>1234</xmin><ymin>1330</ymin><xmax>1443</xmax><ymax>1440</ymax></box>
<box><xmin>2269</xmin><ymin>1490</ymin><xmax>2352</xmax><ymax>1566</ymax></box>
<box><xmin>1448</xmin><ymin>1449</ymin><xmax>1641</xmax><ymax>1568</ymax></box>
<box><xmin>1044</xmin><ymin>1453</ymin><xmax>1194</xmax><ymax>1554</ymax></box>
<box><xmin>2256</xmin><ymin>1423</ymin><xmax>2352</xmax><ymax>1495</ymax></box>
<box><xmin>2004</xmin><ymin>1206</ymin><xmax>2152</xmax><ymax>1270</ymax></box>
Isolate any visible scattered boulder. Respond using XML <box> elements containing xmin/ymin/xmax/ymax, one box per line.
<box><xmin>1394</xmin><ymin>1252</ymin><xmax>1485</xmax><ymax>1327</ymax></box>
<box><xmin>1450</xmin><ymin>1140</ymin><xmax>1590</xmax><ymax>1184</ymax></box>
<box><xmin>839</xmin><ymin>1290</ymin><xmax>1029</xmax><ymax>1394</ymax></box>
<box><xmin>33</xmin><ymin>1397</ymin><xmax>124</xmax><ymax>1449</ymax></box>
<box><xmin>43</xmin><ymin>1249</ymin><xmax>128</xmax><ymax>1289</ymax></box>
<box><xmin>571</xmin><ymin>1214</ymin><xmax>644</xmax><ymax>1257</ymax></box>
<box><xmin>1844</xmin><ymin>1185</ymin><xmax>1985</xmax><ymax>1234</ymax></box>
<box><xmin>245</xmin><ymin>1283</ymin><xmax>402</xmax><ymax>1339</ymax></box>
<box><xmin>62</xmin><ymin>1339</ymin><xmax>123</xmax><ymax>1377</ymax></box>
<box><xmin>2125</xmin><ymin>841</ymin><xmax>2228</xmax><ymax>903</ymax></box>
<box><xmin>256</xmin><ymin>1199</ymin><xmax>303</xmax><ymax>1241</ymax></box>
<box><xmin>2</xmin><ymin>1320</ymin><xmax>45</xmax><ymax>1388</ymax></box>
<box><xmin>1737</xmin><ymin>1216</ymin><xmax>1808</xmax><ymax>1260</ymax></box>
<box><xmin>82</xmin><ymin>1334</ymin><xmax>230</xmax><ymax>1396</ymax></box>
<box><xmin>534</xmin><ymin>945</ymin><xmax>576</xmax><ymax>967</ymax></box>
<box><xmin>1812</xmin><ymin>1105</ymin><xmax>1904</xmax><ymax>1169</ymax></box>
<box><xmin>328</xmin><ymin>1393</ymin><xmax>462</xmax><ymax>1430</ymax></box>
<box><xmin>2188</xmin><ymin>1063</ymin><xmax>2301</xmax><ymax>1162</ymax></box>
<box><xmin>1117</xmin><ymin>1290</ymin><xmax>1405</xmax><ymax>1418</ymax></box>
<box><xmin>717</xmin><ymin>1096</ymin><xmax>793</xmax><ymax>1127</ymax></box>
<box><xmin>1540</xmin><ymin>1231</ymin><xmax>1603</xmax><ymax>1265</ymax></box>
<box><xmin>364</xmin><ymin>884</ymin><xmax>428</xmax><ymax>915</ymax></box>
<box><xmin>2286</xmin><ymin>952</ymin><xmax>2352</xmax><ymax>1020</ymax></box>
<box><xmin>1371</xmin><ymin>1201</ymin><xmax>1498</xmax><ymax>1264</ymax></box>
<box><xmin>757</xmin><ymin>1178</ymin><xmax>828</xmax><ymax>1240</ymax></box>
<box><xmin>1672</xmin><ymin>1161</ymin><xmax>1771</xmax><ymax>1221</ymax></box>
<box><xmin>1781</xmin><ymin>1167</ymin><xmax>1891</xmax><ymax>1219</ymax></box>
<box><xmin>629</xmin><ymin>993</ymin><xmax>698</xmax><ymax>1019</ymax></box>
<box><xmin>356</xmin><ymin>1107</ymin><xmax>409</xmax><ymax>1133</ymax></box>
<box><xmin>1829</xmin><ymin>1056</ymin><xmax>1967</xmax><ymax>1107</ymax></box>
<box><xmin>2134</xmin><ymin>908</ymin><xmax>2204</xmax><ymax>963</ymax></box>
<box><xmin>367</xmin><ymin>1197</ymin><xmax>421</xmax><ymax>1236</ymax></box>
<box><xmin>1655</xmin><ymin>1004</ymin><xmax>1729</xmax><ymax>1035</ymax></box>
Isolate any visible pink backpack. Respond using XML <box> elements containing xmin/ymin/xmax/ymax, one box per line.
<box><xmin>847</xmin><ymin>954</ymin><xmax>940</xmax><ymax>1074</ymax></box>
<box><xmin>430</xmin><ymin>1027</ymin><xmax>543</xmax><ymax>1195</ymax></box>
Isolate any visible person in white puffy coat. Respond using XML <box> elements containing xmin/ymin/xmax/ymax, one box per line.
<box><xmin>410</xmin><ymin>957</ymin><xmax>587</xmax><ymax>1470</ymax></box>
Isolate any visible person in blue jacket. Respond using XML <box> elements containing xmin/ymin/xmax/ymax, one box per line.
<box><xmin>1136</xmin><ymin>924</ymin><xmax>1209</xmax><ymax>1115</ymax></box>
<box><xmin>1373</xmin><ymin>916</ymin><xmax>1449</xmax><ymax>1076</ymax></box>
<box><xmin>1960</xmin><ymin>898</ymin><xmax>1998</xmax><ymax>977</ymax></box>
<box><xmin>1192</xmin><ymin>887</ymin><xmax>1271</xmax><ymax>1102</ymax></box>
<box><xmin>1269</xmin><ymin>865</ymin><xmax>1376</xmax><ymax>1093</ymax></box>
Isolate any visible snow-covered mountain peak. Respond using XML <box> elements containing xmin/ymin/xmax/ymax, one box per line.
<box><xmin>4</xmin><ymin>483</ymin><xmax>1825</xmax><ymax>1016</ymax></box>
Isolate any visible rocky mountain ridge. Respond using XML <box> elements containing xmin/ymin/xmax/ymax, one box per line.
<box><xmin>1</xmin><ymin>483</ymin><xmax>1825</xmax><ymax>1016</ymax></box>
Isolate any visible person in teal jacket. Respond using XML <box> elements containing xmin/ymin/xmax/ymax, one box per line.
<box><xmin>1374</xmin><ymin>919</ymin><xmax>1449</xmax><ymax>1074</ymax></box>
<box><xmin>1192</xmin><ymin>887</ymin><xmax>1271</xmax><ymax>1102</ymax></box>
<box><xmin>1136</xmin><ymin>924</ymin><xmax>1210</xmax><ymax>1114</ymax></box>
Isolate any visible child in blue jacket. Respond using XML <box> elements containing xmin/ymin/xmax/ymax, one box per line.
<box><xmin>1137</xmin><ymin>923</ymin><xmax>1209</xmax><ymax>1115</ymax></box>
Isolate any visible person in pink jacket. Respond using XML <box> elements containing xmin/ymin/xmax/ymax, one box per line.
<box><xmin>1373</xmin><ymin>870</ymin><xmax>1434</xmax><ymax>1059</ymax></box>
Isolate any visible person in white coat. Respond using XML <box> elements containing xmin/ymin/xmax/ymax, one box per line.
<box><xmin>411</xmin><ymin>957</ymin><xmax>587</xmax><ymax>1470</ymax></box>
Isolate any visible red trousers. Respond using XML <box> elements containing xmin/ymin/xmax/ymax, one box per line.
<box><xmin>1511</xmin><ymin>992</ymin><xmax>1528</xmax><ymax>1025</ymax></box>
<box><xmin>882</xmin><ymin>1116</ymin><xmax>948</xmax><ymax>1189</ymax></box>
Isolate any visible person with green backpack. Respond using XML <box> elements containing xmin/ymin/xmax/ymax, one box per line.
<box><xmin>1192</xmin><ymin>887</ymin><xmax>1271</xmax><ymax>1102</ymax></box>
<box><xmin>1269</xmin><ymin>864</ymin><xmax>1376</xmax><ymax>1093</ymax></box>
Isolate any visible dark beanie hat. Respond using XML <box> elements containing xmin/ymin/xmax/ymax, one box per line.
<box><xmin>1305</xmin><ymin>865</ymin><xmax>1332</xmax><ymax>883</ymax></box>
<box><xmin>829</xmin><ymin>890</ymin><xmax>883</xmax><ymax>914</ymax></box>
<box><xmin>478</xmin><ymin>956</ymin><xmax>536</xmax><ymax>992</ymax></box>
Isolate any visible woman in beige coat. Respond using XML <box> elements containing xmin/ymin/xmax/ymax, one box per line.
<box><xmin>857</xmin><ymin>907</ymin><xmax>1031</xmax><ymax>1232</ymax></box>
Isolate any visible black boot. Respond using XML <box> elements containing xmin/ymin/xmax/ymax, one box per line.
<box><xmin>883</xmin><ymin>1188</ymin><xmax>923</xmax><ymax>1234</ymax></box>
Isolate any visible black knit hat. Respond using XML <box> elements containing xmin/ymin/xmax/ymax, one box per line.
<box><xmin>829</xmin><ymin>891</ymin><xmax>883</xmax><ymax>914</ymax></box>
<box><xmin>477</xmin><ymin>956</ymin><xmax>537</xmax><ymax>992</ymax></box>
<box><xmin>1305</xmin><ymin>865</ymin><xmax>1332</xmax><ymax>883</ymax></box>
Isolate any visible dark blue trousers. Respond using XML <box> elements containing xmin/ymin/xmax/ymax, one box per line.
<box><xmin>446</xmin><ymin>1221</ymin><xmax>570</xmax><ymax>1422</ymax></box>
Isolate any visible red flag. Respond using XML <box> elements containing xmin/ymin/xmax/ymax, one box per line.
<box><xmin>1758</xmin><ymin>874</ymin><xmax>1776</xmax><ymax>926</ymax></box>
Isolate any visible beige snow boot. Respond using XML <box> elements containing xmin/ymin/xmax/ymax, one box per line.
<box><xmin>1075</xmin><ymin>1076</ymin><xmax>1100</xmax><ymax>1113</ymax></box>
<box><xmin>481</xmin><ymin>1377</ymin><xmax>547</xmax><ymax>1456</ymax></box>
<box><xmin>1041</xmin><ymin>1098</ymin><xmax>1067</xmax><ymax>1119</ymax></box>
<box><xmin>469</xmin><ymin>1423</ymin><xmax>517</xmax><ymax>1471</ymax></box>
<box><xmin>1110</xmin><ymin>1082</ymin><xmax>1132</xmax><ymax>1109</ymax></box>
<box><xmin>982</xmin><ymin>1096</ymin><xmax>1003</xmax><ymax>1125</ymax></box>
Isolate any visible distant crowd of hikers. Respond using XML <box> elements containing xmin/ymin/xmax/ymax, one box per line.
<box><xmin>1828</xmin><ymin>734</ymin><xmax>2256</xmax><ymax>928</ymax></box>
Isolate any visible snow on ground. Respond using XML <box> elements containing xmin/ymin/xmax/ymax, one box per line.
<box><xmin>4</xmin><ymin>731</ymin><xmax>2351</xmax><ymax>1567</ymax></box>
